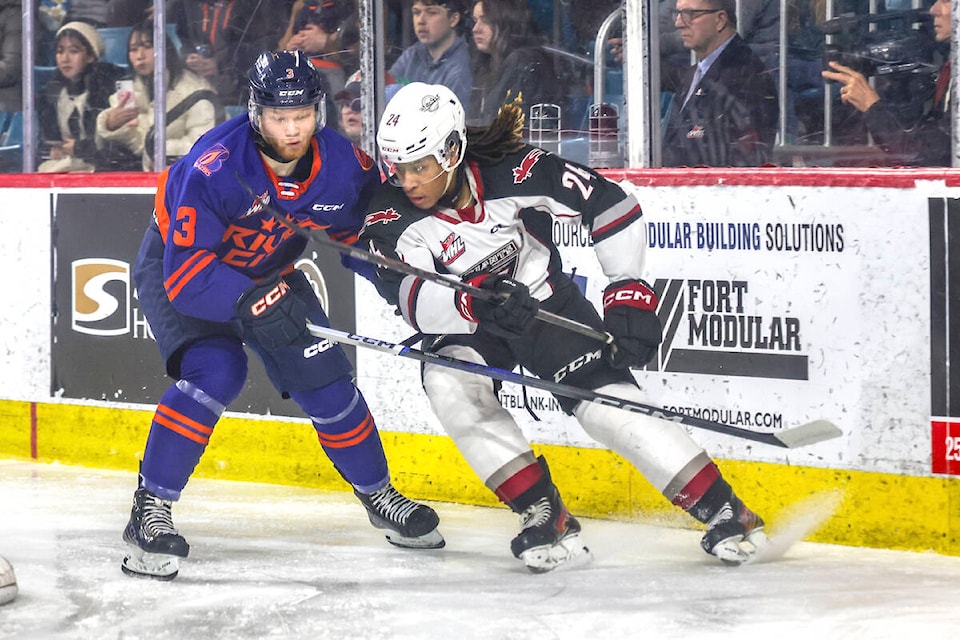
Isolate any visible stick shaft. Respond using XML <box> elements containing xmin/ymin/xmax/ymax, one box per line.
<box><xmin>307</xmin><ymin>324</ymin><xmax>841</xmax><ymax>449</ymax></box>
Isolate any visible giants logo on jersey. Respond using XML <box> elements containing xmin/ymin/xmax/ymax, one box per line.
<box><xmin>363</xmin><ymin>208</ymin><xmax>401</xmax><ymax>229</ymax></box>
<box><xmin>512</xmin><ymin>149</ymin><xmax>545</xmax><ymax>184</ymax></box>
<box><xmin>439</xmin><ymin>233</ymin><xmax>465</xmax><ymax>265</ymax></box>
<box><xmin>194</xmin><ymin>143</ymin><xmax>230</xmax><ymax>176</ymax></box>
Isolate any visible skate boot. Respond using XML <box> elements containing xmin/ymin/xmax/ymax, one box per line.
<box><xmin>508</xmin><ymin>457</ymin><xmax>592</xmax><ymax>573</ymax></box>
<box><xmin>121</xmin><ymin>487</ymin><xmax>190</xmax><ymax>580</ymax></box>
<box><xmin>355</xmin><ymin>483</ymin><xmax>445</xmax><ymax>549</ymax></box>
<box><xmin>700</xmin><ymin>494</ymin><xmax>767</xmax><ymax>566</ymax></box>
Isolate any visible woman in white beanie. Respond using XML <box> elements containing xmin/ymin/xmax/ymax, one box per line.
<box><xmin>37</xmin><ymin>21</ymin><xmax>139</xmax><ymax>172</ymax></box>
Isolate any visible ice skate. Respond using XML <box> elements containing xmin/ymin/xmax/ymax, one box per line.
<box><xmin>355</xmin><ymin>483</ymin><xmax>445</xmax><ymax>549</ymax></box>
<box><xmin>121</xmin><ymin>488</ymin><xmax>190</xmax><ymax>580</ymax></box>
<box><xmin>510</xmin><ymin>487</ymin><xmax>592</xmax><ymax>573</ymax></box>
<box><xmin>700</xmin><ymin>496</ymin><xmax>767</xmax><ymax>566</ymax></box>
<box><xmin>0</xmin><ymin>554</ymin><xmax>17</xmax><ymax>605</ymax></box>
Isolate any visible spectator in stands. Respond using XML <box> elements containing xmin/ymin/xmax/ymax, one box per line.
<box><xmin>660</xmin><ymin>0</ymin><xmax>779</xmax><ymax>167</ymax></box>
<box><xmin>96</xmin><ymin>19</ymin><xmax>221</xmax><ymax>172</ymax></box>
<box><xmin>821</xmin><ymin>0</ymin><xmax>952</xmax><ymax>166</ymax></box>
<box><xmin>37</xmin><ymin>21</ymin><xmax>139</xmax><ymax>172</ymax></box>
<box><xmin>168</xmin><ymin>0</ymin><xmax>288</xmax><ymax>108</ymax></box>
<box><xmin>389</xmin><ymin>0</ymin><xmax>472</xmax><ymax>106</ymax></box>
<box><xmin>334</xmin><ymin>71</ymin><xmax>362</xmax><ymax>145</ymax></box>
<box><xmin>467</xmin><ymin>0</ymin><xmax>567</xmax><ymax>127</ymax></box>
<box><xmin>287</xmin><ymin>0</ymin><xmax>359</xmax><ymax>98</ymax></box>
<box><xmin>0</xmin><ymin>0</ymin><xmax>22</xmax><ymax>113</ymax></box>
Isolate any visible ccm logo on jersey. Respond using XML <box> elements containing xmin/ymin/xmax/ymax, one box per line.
<box><xmin>312</xmin><ymin>202</ymin><xmax>345</xmax><ymax>211</ymax></box>
<box><xmin>512</xmin><ymin>148</ymin><xmax>545</xmax><ymax>184</ymax></box>
<box><xmin>553</xmin><ymin>349</ymin><xmax>603</xmax><ymax>383</ymax></box>
<box><xmin>363</xmin><ymin>208</ymin><xmax>401</xmax><ymax>228</ymax></box>
<box><xmin>249</xmin><ymin>280</ymin><xmax>292</xmax><ymax>316</ymax></box>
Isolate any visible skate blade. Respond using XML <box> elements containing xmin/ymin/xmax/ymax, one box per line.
<box><xmin>711</xmin><ymin>530</ymin><xmax>768</xmax><ymax>566</ymax></box>
<box><xmin>519</xmin><ymin>533</ymin><xmax>593</xmax><ymax>574</ymax></box>
<box><xmin>384</xmin><ymin>528</ymin><xmax>446</xmax><ymax>550</ymax></box>
<box><xmin>121</xmin><ymin>545</ymin><xmax>181</xmax><ymax>580</ymax></box>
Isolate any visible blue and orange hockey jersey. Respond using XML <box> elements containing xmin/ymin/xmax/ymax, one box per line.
<box><xmin>154</xmin><ymin>115</ymin><xmax>381</xmax><ymax>323</ymax></box>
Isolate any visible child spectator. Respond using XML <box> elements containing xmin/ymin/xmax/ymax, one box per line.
<box><xmin>97</xmin><ymin>19</ymin><xmax>222</xmax><ymax>171</ymax></box>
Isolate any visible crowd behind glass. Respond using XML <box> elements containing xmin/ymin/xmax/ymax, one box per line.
<box><xmin>0</xmin><ymin>0</ymin><xmax>953</xmax><ymax>173</ymax></box>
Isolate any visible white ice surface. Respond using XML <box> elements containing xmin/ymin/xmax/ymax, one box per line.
<box><xmin>1</xmin><ymin>459</ymin><xmax>959</xmax><ymax>640</ymax></box>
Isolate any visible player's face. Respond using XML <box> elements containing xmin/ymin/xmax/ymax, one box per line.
<box><xmin>258</xmin><ymin>106</ymin><xmax>316</xmax><ymax>162</ymax></box>
<box><xmin>930</xmin><ymin>0</ymin><xmax>951</xmax><ymax>43</ymax></box>
<box><xmin>55</xmin><ymin>36</ymin><xmax>95</xmax><ymax>81</ymax></box>
<box><xmin>392</xmin><ymin>155</ymin><xmax>450</xmax><ymax>210</ymax></box>
<box><xmin>471</xmin><ymin>2</ymin><xmax>493</xmax><ymax>54</ymax></box>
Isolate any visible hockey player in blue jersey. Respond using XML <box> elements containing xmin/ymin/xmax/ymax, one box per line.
<box><xmin>121</xmin><ymin>51</ymin><xmax>444</xmax><ymax>581</ymax></box>
<box><xmin>361</xmin><ymin>82</ymin><xmax>767</xmax><ymax>572</ymax></box>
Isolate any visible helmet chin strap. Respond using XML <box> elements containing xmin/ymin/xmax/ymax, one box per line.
<box><xmin>436</xmin><ymin>165</ymin><xmax>467</xmax><ymax>209</ymax></box>
<box><xmin>255</xmin><ymin>132</ymin><xmax>291</xmax><ymax>163</ymax></box>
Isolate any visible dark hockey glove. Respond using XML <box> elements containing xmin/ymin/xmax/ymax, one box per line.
<box><xmin>234</xmin><ymin>275</ymin><xmax>311</xmax><ymax>349</ymax></box>
<box><xmin>602</xmin><ymin>279</ymin><xmax>662</xmax><ymax>369</ymax></box>
<box><xmin>457</xmin><ymin>273</ymin><xmax>540</xmax><ymax>338</ymax></box>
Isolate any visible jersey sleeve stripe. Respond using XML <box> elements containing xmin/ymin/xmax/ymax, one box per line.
<box><xmin>591</xmin><ymin>201</ymin><xmax>643</xmax><ymax>243</ymax></box>
<box><xmin>400</xmin><ymin>277</ymin><xmax>424</xmax><ymax>333</ymax></box>
<box><xmin>164</xmin><ymin>251</ymin><xmax>217</xmax><ymax>301</ymax></box>
<box><xmin>153</xmin><ymin>168</ymin><xmax>172</xmax><ymax>241</ymax></box>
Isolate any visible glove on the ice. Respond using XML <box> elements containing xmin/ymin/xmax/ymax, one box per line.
<box><xmin>602</xmin><ymin>279</ymin><xmax>662</xmax><ymax>368</ymax></box>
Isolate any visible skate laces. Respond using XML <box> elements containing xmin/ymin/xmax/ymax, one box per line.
<box><xmin>141</xmin><ymin>493</ymin><xmax>178</xmax><ymax>537</ymax></box>
<box><xmin>368</xmin><ymin>485</ymin><xmax>418</xmax><ymax>525</ymax></box>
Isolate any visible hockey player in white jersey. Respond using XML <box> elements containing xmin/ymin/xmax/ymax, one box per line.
<box><xmin>360</xmin><ymin>82</ymin><xmax>768</xmax><ymax>572</ymax></box>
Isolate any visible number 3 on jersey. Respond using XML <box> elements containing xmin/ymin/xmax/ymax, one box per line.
<box><xmin>562</xmin><ymin>163</ymin><xmax>595</xmax><ymax>200</ymax></box>
<box><xmin>173</xmin><ymin>206</ymin><xmax>197</xmax><ymax>246</ymax></box>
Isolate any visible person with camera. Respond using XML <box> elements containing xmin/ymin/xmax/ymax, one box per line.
<box><xmin>821</xmin><ymin>0</ymin><xmax>953</xmax><ymax>166</ymax></box>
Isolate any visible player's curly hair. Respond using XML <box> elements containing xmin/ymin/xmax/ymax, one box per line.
<box><xmin>464</xmin><ymin>96</ymin><xmax>526</xmax><ymax>164</ymax></box>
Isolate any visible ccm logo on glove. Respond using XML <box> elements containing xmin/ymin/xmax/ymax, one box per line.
<box><xmin>247</xmin><ymin>280</ymin><xmax>292</xmax><ymax>316</ymax></box>
<box><xmin>602</xmin><ymin>282</ymin><xmax>657</xmax><ymax>310</ymax></box>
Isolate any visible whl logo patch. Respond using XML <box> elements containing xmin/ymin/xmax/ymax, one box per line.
<box><xmin>72</xmin><ymin>259</ymin><xmax>130</xmax><ymax>336</ymax></box>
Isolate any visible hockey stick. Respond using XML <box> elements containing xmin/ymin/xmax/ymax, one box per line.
<box><xmin>234</xmin><ymin>172</ymin><xmax>612</xmax><ymax>344</ymax></box>
<box><xmin>307</xmin><ymin>323</ymin><xmax>843</xmax><ymax>449</ymax></box>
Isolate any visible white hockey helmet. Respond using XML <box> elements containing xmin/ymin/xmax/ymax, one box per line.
<box><xmin>377</xmin><ymin>82</ymin><xmax>466</xmax><ymax>179</ymax></box>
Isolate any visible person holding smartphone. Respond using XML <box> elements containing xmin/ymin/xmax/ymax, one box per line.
<box><xmin>97</xmin><ymin>19</ymin><xmax>221</xmax><ymax>171</ymax></box>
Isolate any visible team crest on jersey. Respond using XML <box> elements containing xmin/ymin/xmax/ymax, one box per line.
<box><xmin>440</xmin><ymin>233</ymin><xmax>466</xmax><ymax>265</ymax></box>
<box><xmin>363</xmin><ymin>208</ymin><xmax>401</xmax><ymax>229</ymax></box>
<box><xmin>241</xmin><ymin>191</ymin><xmax>271</xmax><ymax>218</ymax></box>
<box><xmin>512</xmin><ymin>149</ymin><xmax>545</xmax><ymax>184</ymax></box>
<box><xmin>353</xmin><ymin>146</ymin><xmax>375</xmax><ymax>170</ymax></box>
<box><xmin>194</xmin><ymin>143</ymin><xmax>230</xmax><ymax>176</ymax></box>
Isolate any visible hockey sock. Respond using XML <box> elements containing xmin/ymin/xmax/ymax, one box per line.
<box><xmin>670</xmin><ymin>461</ymin><xmax>733</xmax><ymax>524</ymax></box>
<box><xmin>140</xmin><ymin>339</ymin><xmax>245</xmax><ymax>500</ymax></box>
<box><xmin>498</xmin><ymin>457</ymin><xmax>551</xmax><ymax>513</ymax></box>
<box><xmin>291</xmin><ymin>377</ymin><xmax>389</xmax><ymax>494</ymax></box>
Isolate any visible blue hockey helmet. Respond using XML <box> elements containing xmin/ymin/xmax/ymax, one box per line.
<box><xmin>247</xmin><ymin>50</ymin><xmax>326</xmax><ymax>133</ymax></box>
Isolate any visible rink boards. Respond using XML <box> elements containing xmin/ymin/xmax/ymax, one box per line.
<box><xmin>0</xmin><ymin>170</ymin><xmax>958</xmax><ymax>556</ymax></box>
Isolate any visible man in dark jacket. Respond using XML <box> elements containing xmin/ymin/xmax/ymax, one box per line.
<box><xmin>661</xmin><ymin>0</ymin><xmax>778</xmax><ymax>167</ymax></box>
<box><xmin>821</xmin><ymin>0</ymin><xmax>953</xmax><ymax>167</ymax></box>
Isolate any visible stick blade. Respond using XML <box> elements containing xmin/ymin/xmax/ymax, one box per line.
<box><xmin>772</xmin><ymin>420</ymin><xmax>843</xmax><ymax>448</ymax></box>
